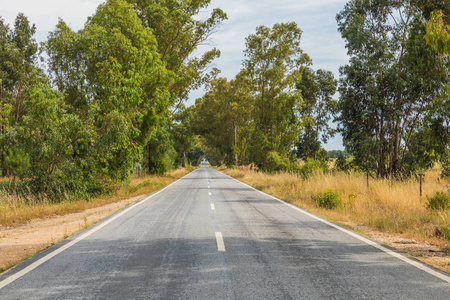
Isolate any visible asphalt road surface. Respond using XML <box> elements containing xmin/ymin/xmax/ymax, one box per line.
<box><xmin>1</xmin><ymin>165</ymin><xmax>449</xmax><ymax>299</ymax></box>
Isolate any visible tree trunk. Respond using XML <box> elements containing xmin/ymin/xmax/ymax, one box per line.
<box><xmin>148</xmin><ymin>143</ymin><xmax>152</xmax><ymax>173</ymax></box>
<box><xmin>391</xmin><ymin>118</ymin><xmax>400</xmax><ymax>178</ymax></box>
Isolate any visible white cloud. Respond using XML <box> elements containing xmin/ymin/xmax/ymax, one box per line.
<box><xmin>1</xmin><ymin>0</ymin><xmax>103</xmax><ymax>41</ymax></box>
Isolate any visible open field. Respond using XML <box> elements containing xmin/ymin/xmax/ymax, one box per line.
<box><xmin>218</xmin><ymin>166</ymin><xmax>450</xmax><ymax>273</ymax></box>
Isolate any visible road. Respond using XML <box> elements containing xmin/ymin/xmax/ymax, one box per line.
<box><xmin>0</xmin><ymin>165</ymin><xmax>449</xmax><ymax>299</ymax></box>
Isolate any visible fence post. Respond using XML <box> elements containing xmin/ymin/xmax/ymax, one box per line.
<box><xmin>419</xmin><ymin>174</ymin><xmax>423</xmax><ymax>197</ymax></box>
<box><xmin>367</xmin><ymin>172</ymin><xmax>369</xmax><ymax>188</ymax></box>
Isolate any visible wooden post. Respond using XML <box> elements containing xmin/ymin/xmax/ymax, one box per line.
<box><xmin>366</xmin><ymin>172</ymin><xmax>369</xmax><ymax>188</ymax></box>
<box><xmin>234</xmin><ymin>124</ymin><xmax>238</xmax><ymax>167</ymax></box>
<box><xmin>419</xmin><ymin>174</ymin><xmax>423</xmax><ymax>197</ymax></box>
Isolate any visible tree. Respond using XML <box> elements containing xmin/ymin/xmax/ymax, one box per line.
<box><xmin>243</xmin><ymin>22</ymin><xmax>310</xmax><ymax>169</ymax></box>
<box><xmin>171</xmin><ymin>105</ymin><xmax>195</xmax><ymax>167</ymax></box>
<box><xmin>192</xmin><ymin>71</ymin><xmax>252</xmax><ymax>166</ymax></box>
<box><xmin>4</xmin><ymin>84</ymin><xmax>93</xmax><ymax>199</ymax></box>
<box><xmin>295</xmin><ymin>67</ymin><xmax>337</xmax><ymax>160</ymax></box>
<box><xmin>0</xmin><ymin>14</ymin><xmax>41</xmax><ymax>175</ymax></box>
<box><xmin>127</xmin><ymin>0</ymin><xmax>227</xmax><ymax>106</ymax></box>
<box><xmin>46</xmin><ymin>0</ymin><xmax>171</xmax><ymax>179</ymax></box>
<box><xmin>425</xmin><ymin>9</ymin><xmax>450</xmax><ymax>177</ymax></box>
<box><xmin>336</xmin><ymin>0</ymin><xmax>450</xmax><ymax>178</ymax></box>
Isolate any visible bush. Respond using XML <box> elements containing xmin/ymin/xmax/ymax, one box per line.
<box><xmin>441</xmin><ymin>226</ymin><xmax>450</xmax><ymax>242</ymax></box>
<box><xmin>334</xmin><ymin>156</ymin><xmax>354</xmax><ymax>172</ymax></box>
<box><xmin>426</xmin><ymin>191</ymin><xmax>450</xmax><ymax>210</ymax></box>
<box><xmin>264</xmin><ymin>151</ymin><xmax>290</xmax><ymax>173</ymax></box>
<box><xmin>312</xmin><ymin>190</ymin><xmax>342</xmax><ymax>209</ymax></box>
<box><xmin>294</xmin><ymin>158</ymin><xmax>329</xmax><ymax>179</ymax></box>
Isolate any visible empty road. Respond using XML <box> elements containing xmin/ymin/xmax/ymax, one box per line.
<box><xmin>0</xmin><ymin>165</ymin><xmax>449</xmax><ymax>299</ymax></box>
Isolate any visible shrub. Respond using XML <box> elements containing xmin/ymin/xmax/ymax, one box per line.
<box><xmin>264</xmin><ymin>151</ymin><xmax>290</xmax><ymax>173</ymax></box>
<box><xmin>441</xmin><ymin>226</ymin><xmax>450</xmax><ymax>242</ymax></box>
<box><xmin>312</xmin><ymin>189</ymin><xmax>342</xmax><ymax>209</ymax></box>
<box><xmin>426</xmin><ymin>191</ymin><xmax>450</xmax><ymax>210</ymax></box>
<box><xmin>295</xmin><ymin>158</ymin><xmax>329</xmax><ymax>179</ymax></box>
<box><xmin>334</xmin><ymin>156</ymin><xmax>354</xmax><ymax>172</ymax></box>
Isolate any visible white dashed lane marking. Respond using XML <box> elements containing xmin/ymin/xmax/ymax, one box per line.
<box><xmin>215</xmin><ymin>232</ymin><xmax>225</xmax><ymax>252</ymax></box>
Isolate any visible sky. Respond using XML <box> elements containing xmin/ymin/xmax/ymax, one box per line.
<box><xmin>1</xmin><ymin>0</ymin><xmax>349</xmax><ymax>150</ymax></box>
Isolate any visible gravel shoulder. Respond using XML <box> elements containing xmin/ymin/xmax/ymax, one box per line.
<box><xmin>0</xmin><ymin>194</ymin><xmax>145</xmax><ymax>275</ymax></box>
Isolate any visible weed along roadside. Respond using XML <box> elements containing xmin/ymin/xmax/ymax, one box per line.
<box><xmin>0</xmin><ymin>168</ymin><xmax>193</xmax><ymax>275</ymax></box>
<box><xmin>219</xmin><ymin>166</ymin><xmax>450</xmax><ymax>273</ymax></box>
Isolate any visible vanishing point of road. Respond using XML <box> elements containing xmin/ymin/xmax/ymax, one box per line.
<box><xmin>0</xmin><ymin>164</ymin><xmax>449</xmax><ymax>299</ymax></box>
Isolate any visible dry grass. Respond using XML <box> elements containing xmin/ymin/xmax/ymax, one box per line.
<box><xmin>219</xmin><ymin>167</ymin><xmax>450</xmax><ymax>248</ymax></box>
<box><xmin>0</xmin><ymin>167</ymin><xmax>193</xmax><ymax>227</ymax></box>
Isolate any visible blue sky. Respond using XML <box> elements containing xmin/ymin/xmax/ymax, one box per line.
<box><xmin>2</xmin><ymin>0</ymin><xmax>348</xmax><ymax>150</ymax></box>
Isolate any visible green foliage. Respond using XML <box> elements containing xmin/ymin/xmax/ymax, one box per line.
<box><xmin>312</xmin><ymin>190</ymin><xmax>342</xmax><ymax>209</ymax></box>
<box><xmin>295</xmin><ymin>67</ymin><xmax>337</xmax><ymax>160</ymax></box>
<box><xmin>0</xmin><ymin>1</ymin><xmax>228</xmax><ymax>201</ymax></box>
<box><xmin>4</xmin><ymin>147</ymin><xmax>30</xmax><ymax>180</ymax></box>
<box><xmin>0</xmin><ymin>14</ymin><xmax>42</xmax><ymax>176</ymax></box>
<box><xmin>5</xmin><ymin>84</ymin><xmax>98</xmax><ymax>199</ymax></box>
<box><xmin>334</xmin><ymin>156</ymin><xmax>354</xmax><ymax>173</ymax></box>
<box><xmin>243</xmin><ymin>22</ymin><xmax>310</xmax><ymax>168</ymax></box>
<box><xmin>192</xmin><ymin>72</ymin><xmax>252</xmax><ymax>166</ymax></box>
<box><xmin>264</xmin><ymin>151</ymin><xmax>290</xmax><ymax>173</ymax></box>
<box><xmin>127</xmin><ymin>0</ymin><xmax>227</xmax><ymax>104</ymax></box>
<box><xmin>146</xmin><ymin>127</ymin><xmax>171</xmax><ymax>174</ymax></box>
<box><xmin>426</xmin><ymin>191</ymin><xmax>450</xmax><ymax>211</ymax></box>
<box><xmin>185</xmin><ymin>136</ymin><xmax>205</xmax><ymax>166</ymax></box>
<box><xmin>46</xmin><ymin>0</ymin><xmax>171</xmax><ymax>177</ymax></box>
<box><xmin>327</xmin><ymin>150</ymin><xmax>349</xmax><ymax>159</ymax></box>
<box><xmin>295</xmin><ymin>158</ymin><xmax>329</xmax><ymax>179</ymax></box>
<box><xmin>441</xmin><ymin>226</ymin><xmax>450</xmax><ymax>242</ymax></box>
<box><xmin>336</xmin><ymin>0</ymin><xmax>450</xmax><ymax>178</ymax></box>
<box><xmin>425</xmin><ymin>10</ymin><xmax>450</xmax><ymax>55</ymax></box>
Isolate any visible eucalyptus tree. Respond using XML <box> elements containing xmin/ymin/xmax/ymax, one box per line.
<box><xmin>0</xmin><ymin>14</ymin><xmax>40</xmax><ymax>123</ymax></box>
<box><xmin>336</xmin><ymin>0</ymin><xmax>450</xmax><ymax>178</ymax></box>
<box><xmin>295</xmin><ymin>67</ymin><xmax>337</xmax><ymax>161</ymax></box>
<box><xmin>46</xmin><ymin>0</ymin><xmax>171</xmax><ymax>181</ymax></box>
<box><xmin>243</xmin><ymin>22</ymin><xmax>310</xmax><ymax>169</ymax></box>
<box><xmin>124</xmin><ymin>0</ymin><xmax>227</xmax><ymax>173</ymax></box>
<box><xmin>3</xmin><ymin>84</ymin><xmax>92</xmax><ymax>198</ymax></box>
<box><xmin>128</xmin><ymin>0</ymin><xmax>226</xmax><ymax>105</ymax></box>
<box><xmin>0</xmin><ymin>14</ymin><xmax>41</xmax><ymax>176</ymax></box>
<box><xmin>425</xmin><ymin>9</ymin><xmax>450</xmax><ymax>177</ymax></box>
<box><xmin>171</xmin><ymin>105</ymin><xmax>195</xmax><ymax>167</ymax></box>
<box><xmin>192</xmin><ymin>71</ymin><xmax>252</xmax><ymax>166</ymax></box>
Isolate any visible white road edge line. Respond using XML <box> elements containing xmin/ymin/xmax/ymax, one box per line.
<box><xmin>0</xmin><ymin>171</ymin><xmax>195</xmax><ymax>290</ymax></box>
<box><xmin>211</xmin><ymin>204</ymin><xmax>216</xmax><ymax>211</ymax></box>
<box><xmin>215</xmin><ymin>232</ymin><xmax>226</xmax><ymax>252</ymax></box>
<box><xmin>213</xmin><ymin>169</ymin><xmax>450</xmax><ymax>284</ymax></box>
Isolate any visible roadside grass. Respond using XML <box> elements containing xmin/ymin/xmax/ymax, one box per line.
<box><xmin>0</xmin><ymin>167</ymin><xmax>193</xmax><ymax>227</ymax></box>
<box><xmin>219</xmin><ymin>167</ymin><xmax>450</xmax><ymax>248</ymax></box>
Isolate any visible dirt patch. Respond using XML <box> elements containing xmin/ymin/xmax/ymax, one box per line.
<box><xmin>0</xmin><ymin>195</ymin><xmax>144</xmax><ymax>275</ymax></box>
<box><xmin>340</xmin><ymin>222</ymin><xmax>450</xmax><ymax>274</ymax></box>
